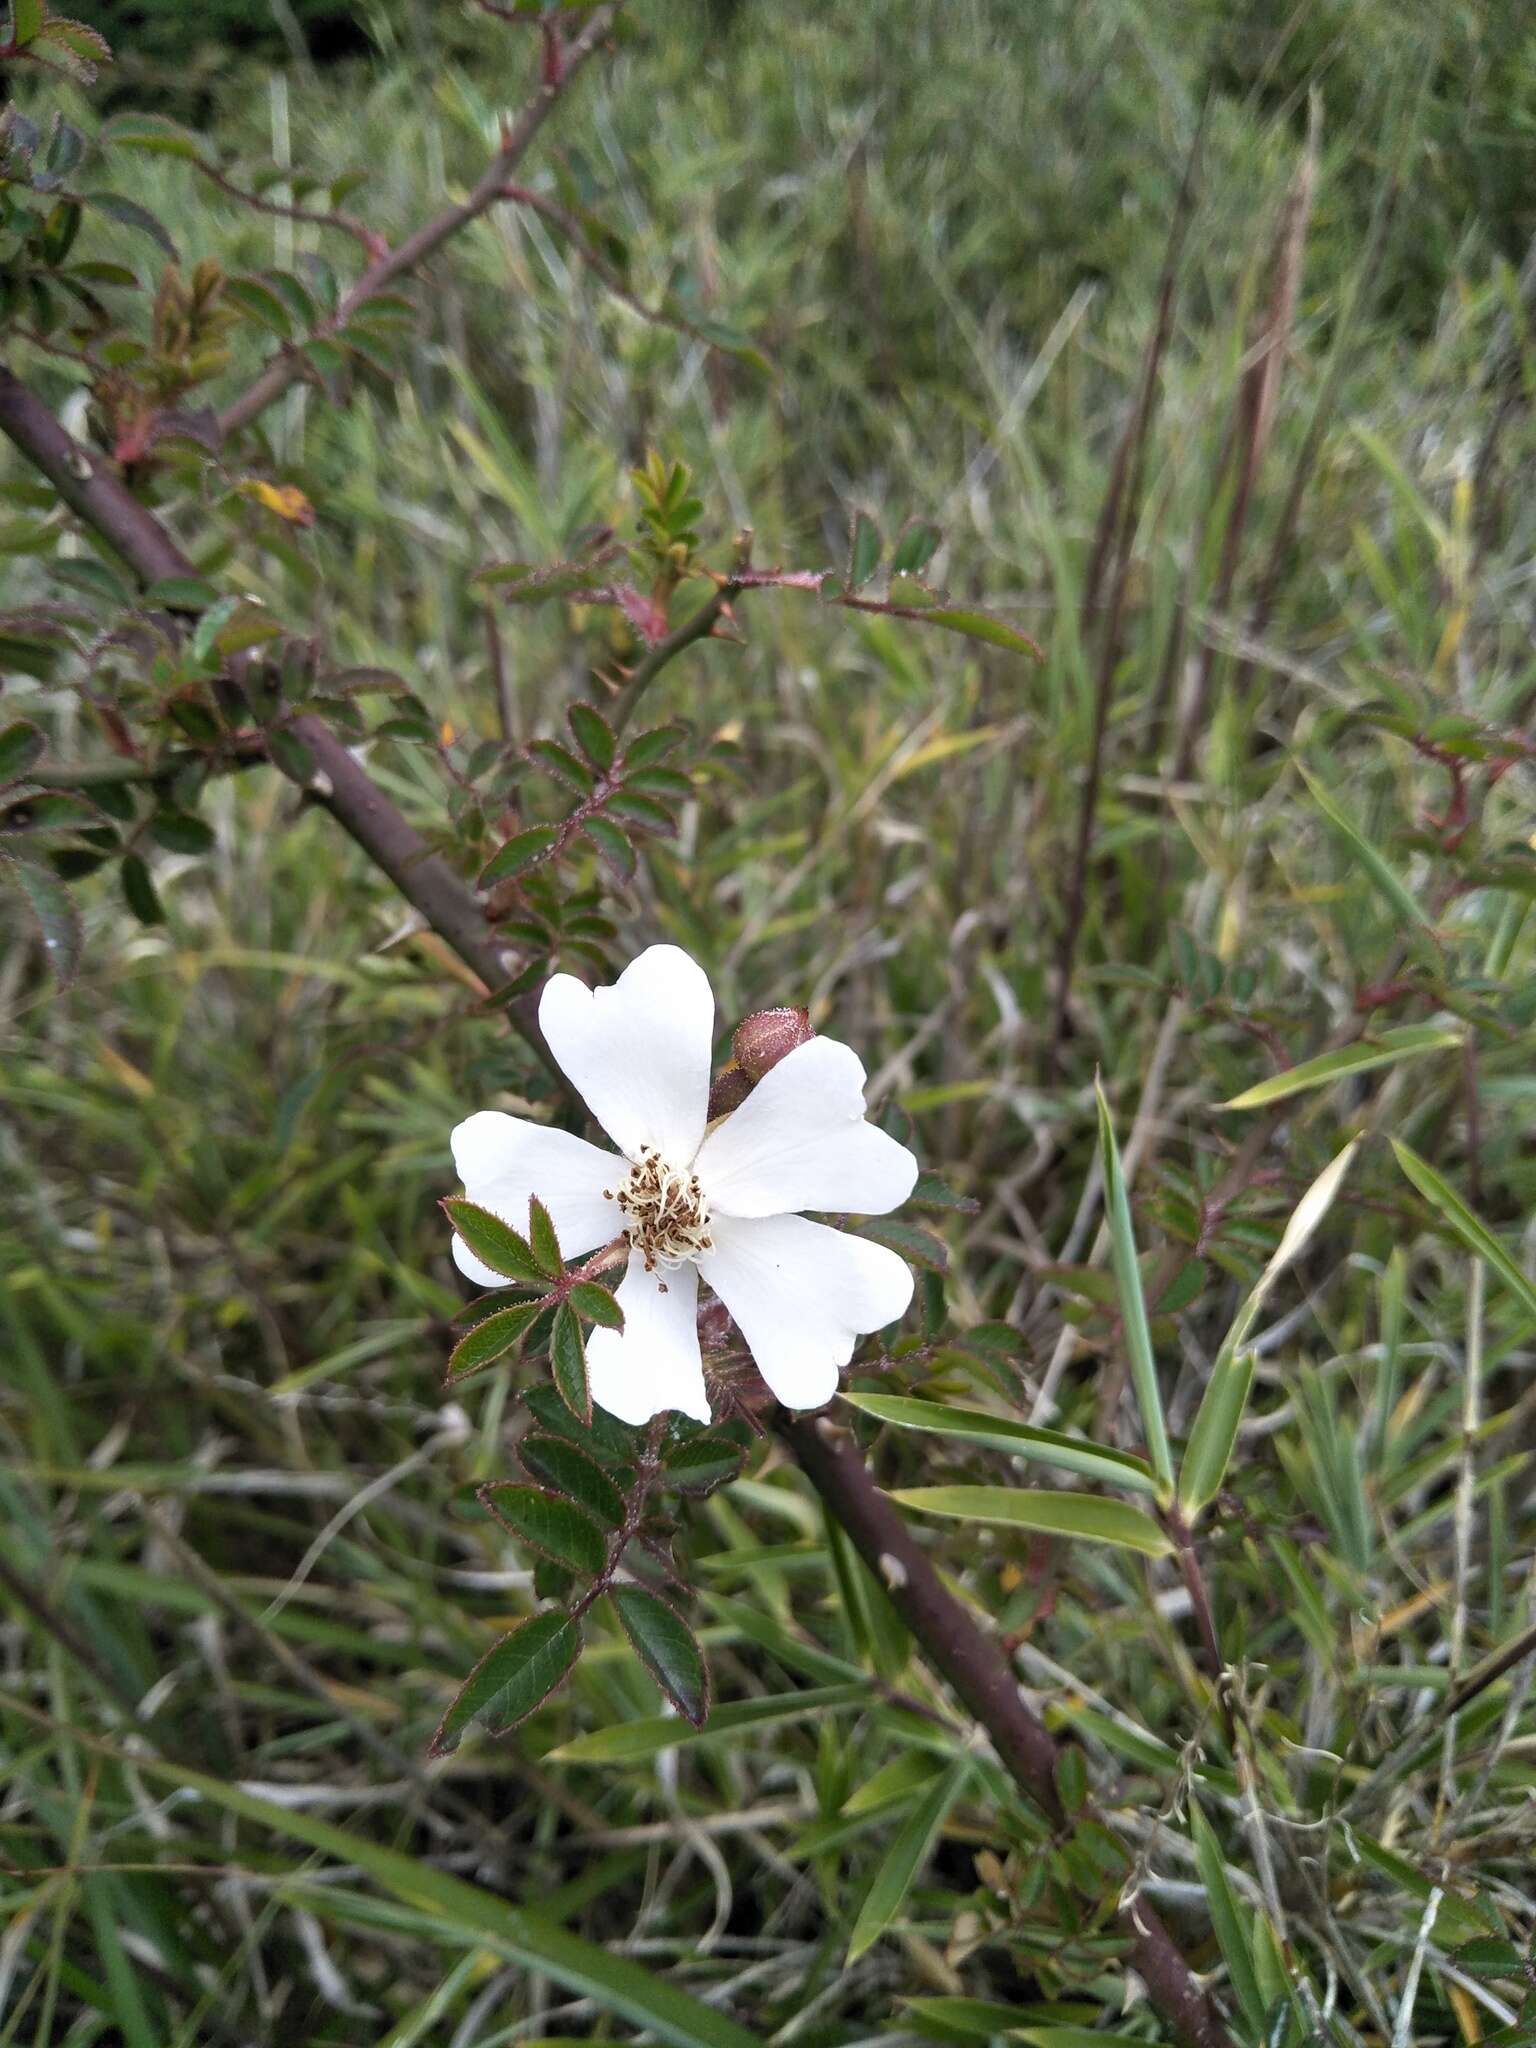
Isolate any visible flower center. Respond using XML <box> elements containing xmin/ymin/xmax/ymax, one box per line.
<box><xmin>608</xmin><ymin>1146</ymin><xmax>714</xmax><ymax>1272</ymax></box>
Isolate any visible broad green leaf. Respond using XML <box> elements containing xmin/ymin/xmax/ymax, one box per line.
<box><xmin>549</xmin><ymin>1683</ymin><xmax>867</xmax><ymax>1764</ymax></box>
<box><xmin>1095</xmin><ymin>1082</ymin><xmax>1173</xmax><ymax>1494</ymax></box>
<box><xmin>142</xmin><ymin>575</ymin><xmax>217</xmax><ymax>611</ymax></box>
<box><xmin>305</xmin><ymin>337</ymin><xmax>348</xmax><ymax>383</ymax></box>
<box><xmin>0</xmin><ymin>720</ymin><xmax>45</xmax><ymax>786</ymax></box>
<box><xmin>1298</xmin><ymin>764</ymin><xmax>1431</xmax><ymax>934</ymax></box>
<box><xmin>568</xmin><ymin>701</ymin><xmax>615</xmax><ymax>771</ymax></box>
<box><xmin>610</xmin><ymin>1584</ymin><xmax>709</xmax><ymax>1725</ymax></box>
<box><xmin>100</xmin><ymin>113</ymin><xmax>206</xmax><ymax>162</ymax></box>
<box><xmin>583</xmin><ymin>813</ymin><xmax>636</xmax><ymax>879</ymax></box>
<box><xmin>909</xmin><ymin>1169</ymin><xmax>979</xmax><ymax>1214</ymax></box>
<box><xmin>847</xmin><ymin>1757</ymin><xmax>970</xmax><ymax>1961</ymax></box>
<box><xmin>149</xmin><ymin>808</ymin><xmax>214</xmax><ymax>855</ymax></box>
<box><xmin>120</xmin><ymin>852</ymin><xmax>164</xmax><ymax>926</ymax></box>
<box><xmin>10</xmin><ymin>0</ymin><xmax>44</xmax><ymax>47</ymax></box>
<box><xmin>225</xmin><ymin>275</ymin><xmax>294</xmax><ymax>337</ymax></box>
<box><xmin>527</xmin><ymin>1193</ymin><xmax>563</xmax><ymax>1277</ymax></box>
<box><xmin>604</xmin><ymin>788</ymin><xmax>675</xmax><ymax>834</ymax></box>
<box><xmin>622</xmin><ymin>724</ymin><xmax>686</xmax><ymax>770</ymax></box>
<box><xmin>1219</xmin><ymin>1025</ymin><xmax>1461</xmax><ymax>1109</ymax></box>
<box><xmin>567</xmin><ymin>1281</ymin><xmax>623</xmax><ymax>1330</ymax></box>
<box><xmin>844</xmin><ymin>1749</ymin><xmax>946</xmax><ymax>1816</ymax></box>
<box><xmin>479</xmin><ymin>824</ymin><xmax>558</xmax><ymax>888</ymax></box>
<box><xmin>481</xmin><ymin>1483</ymin><xmax>606</xmax><ymax>1576</ymax></box>
<box><xmin>858</xmin><ymin>1216</ymin><xmax>948</xmax><ymax>1273</ymax></box>
<box><xmin>430</xmin><ymin>1610</ymin><xmax>580</xmax><ymax>1754</ymax></box>
<box><xmin>0</xmin><ymin>791</ymin><xmax>96</xmax><ymax>833</ymax></box>
<box><xmin>441</xmin><ymin>1197</ymin><xmax>546</xmax><ymax>1284</ymax></box>
<box><xmin>520</xmin><ymin>1434</ymin><xmax>626</xmax><ymax>1527</ymax></box>
<box><xmin>848</xmin><ymin>510</ymin><xmax>882</xmax><ymax>589</ymax></box>
<box><xmin>4</xmin><ymin>847</ymin><xmax>81</xmax><ymax>984</ymax></box>
<box><xmin>844</xmin><ymin>1394</ymin><xmax>1159</xmax><ymax>1494</ymax></box>
<box><xmin>688</xmin><ymin>315</ymin><xmax>771</xmax><ymax>374</ymax></box>
<box><xmin>922</xmin><ymin>608</ymin><xmax>1040</xmax><ymax>658</ymax></box>
<box><xmin>524</xmin><ymin>1382</ymin><xmax>637</xmax><ymax>1464</ymax></box>
<box><xmin>550</xmin><ymin>1302</ymin><xmax>589</xmax><ymax>1424</ymax></box>
<box><xmin>664</xmin><ymin>1433</ymin><xmax>745</xmax><ymax>1495</ymax></box>
<box><xmin>1392</xmin><ymin>1140</ymin><xmax>1536</xmax><ymax>1322</ymax></box>
<box><xmin>889</xmin><ymin>520</ymin><xmax>942</xmax><ymax>576</ymax></box>
<box><xmin>446</xmin><ymin>1299</ymin><xmax>542</xmax><ymax>1381</ymax></box>
<box><xmin>1175</xmin><ymin>1349</ymin><xmax>1255</xmax><ymax>1522</ymax></box>
<box><xmin>889</xmin><ymin>1486</ymin><xmax>1170</xmax><ymax>1557</ymax></box>
<box><xmin>624</xmin><ymin>765</ymin><xmax>692</xmax><ymax>800</ymax></box>
<box><xmin>1179</xmin><ymin>1138</ymin><xmax>1359</xmax><ymax>1515</ymax></box>
<box><xmin>37</xmin><ymin>18</ymin><xmax>110</xmax><ymax>67</ymax></box>
<box><xmin>266</xmin><ymin>727</ymin><xmax>315</xmax><ymax>783</ymax></box>
<box><xmin>529</xmin><ymin>738</ymin><xmax>595</xmax><ymax>792</ymax></box>
<box><xmin>83</xmin><ymin>191</ymin><xmax>178</xmax><ymax>259</ymax></box>
<box><xmin>107</xmin><ymin>1755</ymin><xmax>760</xmax><ymax>2048</ymax></box>
<box><xmin>266</xmin><ymin>268</ymin><xmax>317</xmax><ymax>328</ymax></box>
<box><xmin>1190</xmin><ymin>1802</ymin><xmax>1266</xmax><ymax>2034</ymax></box>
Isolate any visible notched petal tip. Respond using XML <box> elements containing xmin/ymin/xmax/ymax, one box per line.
<box><xmin>536</xmin><ymin>944</ymin><xmax>715</xmax><ymax>1165</ymax></box>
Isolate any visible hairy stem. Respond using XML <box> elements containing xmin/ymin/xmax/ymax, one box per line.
<box><xmin>608</xmin><ymin>580</ymin><xmax>741</xmax><ymax>737</ymax></box>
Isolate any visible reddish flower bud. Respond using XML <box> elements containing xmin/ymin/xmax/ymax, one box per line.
<box><xmin>732</xmin><ymin>1006</ymin><xmax>813</xmax><ymax>1081</ymax></box>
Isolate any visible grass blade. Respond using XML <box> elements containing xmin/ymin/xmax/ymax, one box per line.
<box><xmin>1219</xmin><ymin>1024</ymin><xmax>1461</xmax><ymax>1110</ymax></box>
<box><xmin>1297</xmin><ymin>764</ymin><xmax>1432</xmax><ymax>935</ymax></box>
<box><xmin>1392</xmin><ymin>1139</ymin><xmax>1536</xmax><ymax>1322</ymax></box>
<box><xmin>843</xmin><ymin>1393</ymin><xmax>1159</xmax><ymax>1493</ymax></box>
<box><xmin>847</xmin><ymin>1757</ymin><xmax>971</xmax><ymax>1961</ymax></box>
<box><xmin>1178</xmin><ymin>1137</ymin><xmax>1358</xmax><ymax>1516</ymax></box>
<box><xmin>889</xmin><ymin>1486</ymin><xmax>1171</xmax><ymax>1557</ymax></box>
<box><xmin>1189</xmin><ymin>1801</ymin><xmax>1266</xmax><ymax>2034</ymax></box>
<box><xmin>1095</xmin><ymin>1081</ymin><xmax>1173</xmax><ymax>1494</ymax></box>
<box><xmin>134</xmin><ymin>1754</ymin><xmax>762</xmax><ymax>2048</ymax></box>
<box><xmin>548</xmin><ymin>1683</ymin><xmax>868</xmax><ymax>1763</ymax></box>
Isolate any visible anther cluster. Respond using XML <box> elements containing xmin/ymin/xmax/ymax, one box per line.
<box><xmin>607</xmin><ymin>1146</ymin><xmax>715</xmax><ymax>1271</ymax></box>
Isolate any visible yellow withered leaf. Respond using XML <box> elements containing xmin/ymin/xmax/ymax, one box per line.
<box><xmin>238</xmin><ymin>478</ymin><xmax>316</xmax><ymax>527</ymax></box>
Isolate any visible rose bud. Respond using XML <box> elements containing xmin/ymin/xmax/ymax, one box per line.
<box><xmin>732</xmin><ymin>1005</ymin><xmax>814</xmax><ymax>1081</ymax></box>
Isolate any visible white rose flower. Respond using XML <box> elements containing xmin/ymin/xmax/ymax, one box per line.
<box><xmin>449</xmin><ymin>944</ymin><xmax>918</xmax><ymax>1425</ymax></box>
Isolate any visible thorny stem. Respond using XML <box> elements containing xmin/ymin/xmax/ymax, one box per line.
<box><xmin>499</xmin><ymin>182</ymin><xmax>760</xmax><ymax>361</ymax></box>
<box><xmin>782</xmin><ymin>1412</ymin><xmax>1232</xmax><ymax>2048</ymax></box>
<box><xmin>607</xmin><ymin>579</ymin><xmax>742</xmax><ymax>737</ymax></box>
<box><xmin>192</xmin><ymin>157</ymin><xmax>381</xmax><ymax>257</ymax></box>
<box><xmin>213</xmin><ymin>2</ymin><xmax>623</xmax><ymax>443</ymax></box>
<box><xmin>0</xmin><ymin>367</ymin><xmax>1234</xmax><ymax>2048</ymax></box>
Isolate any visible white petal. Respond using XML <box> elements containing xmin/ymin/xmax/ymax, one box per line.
<box><xmin>694</xmin><ymin>1037</ymin><xmax>918</xmax><ymax>1219</ymax></box>
<box><xmin>699</xmin><ymin>1212</ymin><xmax>913</xmax><ymax>1410</ymax></box>
<box><xmin>538</xmin><ymin>944</ymin><xmax>715</xmax><ymax>1165</ymax></box>
<box><xmin>586</xmin><ymin>1253</ymin><xmax>710</xmax><ymax>1426</ymax></box>
<box><xmin>450</xmin><ymin>1110</ymin><xmax>621</xmax><ymax>1286</ymax></box>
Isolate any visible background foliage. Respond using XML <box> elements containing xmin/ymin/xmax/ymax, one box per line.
<box><xmin>4</xmin><ymin>1</ymin><xmax>1536</xmax><ymax>2043</ymax></box>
